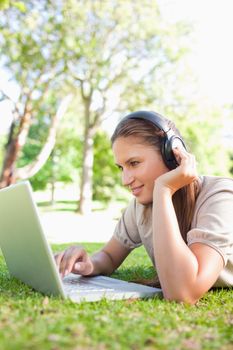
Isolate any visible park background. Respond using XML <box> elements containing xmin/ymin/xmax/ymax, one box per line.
<box><xmin>0</xmin><ymin>1</ymin><xmax>233</xmax><ymax>244</ymax></box>
<box><xmin>0</xmin><ymin>1</ymin><xmax>233</xmax><ymax>350</ymax></box>
<box><xmin>0</xmin><ymin>1</ymin><xmax>233</xmax><ymax>242</ymax></box>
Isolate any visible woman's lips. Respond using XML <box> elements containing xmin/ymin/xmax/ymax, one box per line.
<box><xmin>131</xmin><ymin>185</ymin><xmax>144</xmax><ymax>196</ymax></box>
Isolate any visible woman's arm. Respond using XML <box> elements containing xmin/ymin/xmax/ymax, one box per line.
<box><xmin>90</xmin><ymin>237</ymin><xmax>131</xmax><ymax>275</ymax></box>
<box><xmin>55</xmin><ymin>236</ymin><xmax>131</xmax><ymax>278</ymax></box>
<box><xmin>153</xmin><ymin>148</ymin><xmax>224</xmax><ymax>304</ymax></box>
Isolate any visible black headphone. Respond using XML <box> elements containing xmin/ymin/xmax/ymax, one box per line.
<box><xmin>122</xmin><ymin>110</ymin><xmax>186</xmax><ymax>170</ymax></box>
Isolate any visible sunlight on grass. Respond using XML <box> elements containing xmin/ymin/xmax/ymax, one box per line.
<box><xmin>0</xmin><ymin>244</ymin><xmax>232</xmax><ymax>350</ymax></box>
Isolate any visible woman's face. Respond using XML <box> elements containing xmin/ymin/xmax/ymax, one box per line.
<box><xmin>112</xmin><ymin>136</ymin><xmax>169</xmax><ymax>205</ymax></box>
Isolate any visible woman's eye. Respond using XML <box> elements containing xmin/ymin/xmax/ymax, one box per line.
<box><xmin>131</xmin><ymin>161</ymin><xmax>139</xmax><ymax>167</ymax></box>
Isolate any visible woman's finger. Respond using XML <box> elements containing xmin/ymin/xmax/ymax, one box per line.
<box><xmin>173</xmin><ymin>146</ymin><xmax>189</xmax><ymax>165</ymax></box>
<box><xmin>54</xmin><ymin>251</ymin><xmax>65</xmax><ymax>269</ymax></box>
<box><xmin>59</xmin><ymin>246</ymin><xmax>86</xmax><ymax>277</ymax></box>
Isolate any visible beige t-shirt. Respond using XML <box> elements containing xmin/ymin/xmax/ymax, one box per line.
<box><xmin>113</xmin><ymin>176</ymin><xmax>233</xmax><ymax>287</ymax></box>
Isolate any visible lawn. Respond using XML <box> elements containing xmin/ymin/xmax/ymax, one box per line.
<box><xmin>0</xmin><ymin>243</ymin><xmax>232</xmax><ymax>350</ymax></box>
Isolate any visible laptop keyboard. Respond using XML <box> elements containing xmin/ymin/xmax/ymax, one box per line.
<box><xmin>63</xmin><ymin>277</ymin><xmax>115</xmax><ymax>294</ymax></box>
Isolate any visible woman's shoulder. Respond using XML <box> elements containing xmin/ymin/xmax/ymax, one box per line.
<box><xmin>195</xmin><ymin>175</ymin><xmax>233</xmax><ymax>210</ymax></box>
<box><xmin>200</xmin><ymin>175</ymin><xmax>233</xmax><ymax>194</ymax></box>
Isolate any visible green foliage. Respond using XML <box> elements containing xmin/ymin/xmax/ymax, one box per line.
<box><xmin>229</xmin><ymin>152</ymin><xmax>233</xmax><ymax>176</ymax></box>
<box><xmin>59</xmin><ymin>0</ymin><xmax>191</xmax><ymax>126</ymax></box>
<box><xmin>21</xmin><ymin>128</ymin><xmax>127</xmax><ymax>202</ymax></box>
<box><xmin>0</xmin><ymin>2</ymin><xmax>64</xmax><ymax>84</ymax></box>
<box><xmin>20</xmin><ymin>115</ymin><xmax>83</xmax><ymax>191</ymax></box>
<box><xmin>93</xmin><ymin>131</ymin><xmax>122</xmax><ymax>202</ymax></box>
<box><xmin>0</xmin><ymin>244</ymin><xmax>232</xmax><ymax>350</ymax></box>
<box><xmin>170</xmin><ymin>107</ymin><xmax>232</xmax><ymax>177</ymax></box>
<box><xmin>185</xmin><ymin>124</ymin><xmax>230</xmax><ymax>176</ymax></box>
<box><xmin>0</xmin><ymin>0</ymin><xmax>26</xmax><ymax>11</ymax></box>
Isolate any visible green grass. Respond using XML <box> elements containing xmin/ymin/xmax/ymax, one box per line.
<box><xmin>0</xmin><ymin>243</ymin><xmax>232</xmax><ymax>350</ymax></box>
<box><xmin>37</xmin><ymin>199</ymin><xmax>124</xmax><ymax>213</ymax></box>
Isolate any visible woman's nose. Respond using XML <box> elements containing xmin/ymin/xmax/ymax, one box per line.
<box><xmin>122</xmin><ymin>169</ymin><xmax>134</xmax><ymax>186</ymax></box>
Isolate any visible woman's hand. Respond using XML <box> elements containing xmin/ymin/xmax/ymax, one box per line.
<box><xmin>155</xmin><ymin>146</ymin><xmax>198</xmax><ymax>195</ymax></box>
<box><xmin>54</xmin><ymin>246</ymin><xmax>94</xmax><ymax>278</ymax></box>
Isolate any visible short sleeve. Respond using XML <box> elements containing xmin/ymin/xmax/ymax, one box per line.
<box><xmin>187</xmin><ymin>186</ymin><xmax>233</xmax><ymax>266</ymax></box>
<box><xmin>113</xmin><ymin>199</ymin><xmax>142</xmax><ymax>249</ymax></box>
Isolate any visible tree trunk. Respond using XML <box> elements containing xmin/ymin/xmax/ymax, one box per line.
<box><xmin>77</xmin><ymin>84</ymin><xmax>103</xmax><ymax>214</ymax></box>
<box><xmin>0</xmin><ymin>95</ymin><xmax>72</xmax><ymax>189</ymax></box>
<box><xmin>0</xmin><ymin>137</ymin><xmax>18</xmax><ymax>188</ymax></box>
<box><xmin>78</xmin><ymin>123</ymin><xmax>95</xmax><ymax>214</ymax></box>
<box><xmin>50</xmin><ymin>151</ymin><xmax>56</xmax><ymax>206</ymax></box>
<box><xmin>0</xmin><ymin>108</ymin><xmax>32</xmax><ymax>188</ymax></box>
<box><xmin>15</xmin><ymin>95</ymin><xmax>72</xmax><ymax>180</ymax></box>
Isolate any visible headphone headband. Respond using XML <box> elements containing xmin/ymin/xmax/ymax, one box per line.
<box><xmin>123</xmin><ymin>110</ymin><xmax>171</xmax><ymax>134</ymax></box>
<box><xmin>122</xmin><ymin>110</ymin><xmax>186</xmax><ymax>169</ymax></box>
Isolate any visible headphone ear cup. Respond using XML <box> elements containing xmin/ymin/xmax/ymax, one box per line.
<box><xmin>163</xmin><ymin>136</ymin><xmax>186</xmax><ymax>169</ymax></box>
<box><xmin>160</xmin><ymin>137</ymin><xmax>173</xmax><ymax>170</ymax></box>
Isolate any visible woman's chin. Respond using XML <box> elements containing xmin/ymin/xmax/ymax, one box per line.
<box><xmin>136</xmin><ymin>197</ymin><xmax>153</xmax><ymax>206</ymax></box>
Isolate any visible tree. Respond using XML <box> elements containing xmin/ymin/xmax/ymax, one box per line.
<box><xmin>59</xmin><ymin>0</ymin><xmax>190</xmax><ymax>213</ymax></box>
<box><xmin>25</xmin><ymin>101</ymin><xmax>84</xmax><ymax>192</ymax></box>
<box><xmin>0</xmin><ymin>92</ymin><xmax>71</xmax><ymax>188</ymax></box>
<box><xmin>0</xmin><ymin>2</ymin><xmax>70</xmax><ymax>188</ymax></box>
<box><xmin>0</xmin><ymin>1</ymin><xmax>197</xmax><ymax>213</ymax></box>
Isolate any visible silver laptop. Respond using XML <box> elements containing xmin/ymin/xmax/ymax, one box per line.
<box><xmin>0</xmin><ymin>181</ymin><xmax>161</xmax><ymax>302</ymax></box>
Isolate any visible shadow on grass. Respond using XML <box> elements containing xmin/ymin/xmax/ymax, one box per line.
<box><xmin>112</xmin><ymin>265</ymin><xmax>157</xmax><ymax>282</ymax></box>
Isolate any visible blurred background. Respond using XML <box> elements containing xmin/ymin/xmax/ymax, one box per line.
<box><xmin>0</xmin><ymin>0</ymin><xmax>232</xmax><ymax>242</ymax></box>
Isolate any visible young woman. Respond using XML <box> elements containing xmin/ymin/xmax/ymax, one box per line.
<box><xmin>55</xmin><ymin>110</ymin><xmax>233</xmax><ymax>304</ymax></box>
